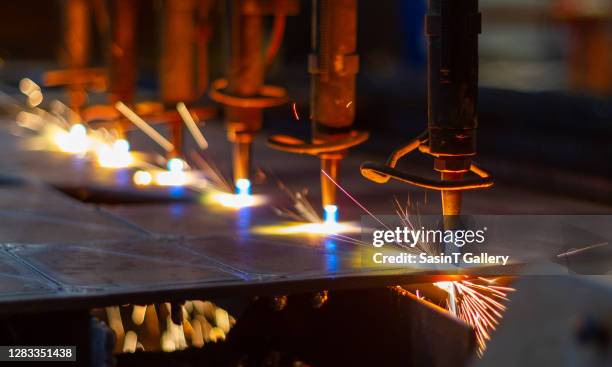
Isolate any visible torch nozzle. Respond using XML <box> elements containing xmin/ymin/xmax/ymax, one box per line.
<box><xmin>232</xmin><ymin>139</ymin><xmax>252</xmax><ymax>186</ymax></box>
<box><xmin>321</xmin><ymin>155</ymin><xmax>340</xmax><ymax>212</ymax></box>
<box><xmin>441</xmin><ymin>171</ymin><xmax>464</xmax><ymax>230</ymax></box>
<box><xmin>440</xmin><ymin>171</ymin><xmax>464</xmax><ymax>216</ymax></box>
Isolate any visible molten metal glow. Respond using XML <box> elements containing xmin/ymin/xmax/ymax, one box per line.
<box><xmin>253</xmin><ymin>220</ymin><xmax>360</xmax><ymax>236</ymax></box>
<box><xmin>323</xmin><ymin>204</ymin><xmax>338</xmax><ymax>225</ymax></box>
<box><xmin>148</xmin><ymin>158</ymin><xmax>188</xmax><ymax>186</ymax></box>
<box><xmin>210</xmin><ymin>192</ymin><xmax>263</xmax><ymax>209</ymax></box>
<box><xmin>214</xmin><ymin>193</ymin><xmax>252</xmax><ymax>208</ymax></box>
<box><xmin>133</xmin><ymin>170</ymin><xmax>153</xmax><ymax>186</ymax></box>
<box><xmin>54</xmin><ymin>124</ymin><xmax>90</xmax><ymax>154</ymax></box>
<box><xmin>167</xmin><ymin>158</ymin><xmax>185</xmax><ymax>172</ymax></box>
<box><xmin>434</xmin><ymin>281</ymin><xmax>454</xmax><ymax>292</ymax></box>
<box><xmin>206</xmin><ymin>179</ymin><xmax>264</xmax><ymax>209</ymax></box>
<box><xmin>434</xmin><ymin>278</ymin><xmax>515</xmax><ymax>357</ymax></box>
<box><xmin>132</xmin><ymin>160</ymin><xmax>194</xmax><ymax>187</ymax></box>
<box><xmin>155</xmin><ymin>170</ymin><xmax>187</xmax><ymax>187</ymax></box>
<box><xmin>96</xmin><ymin>139</ymin><xmax>133</xmax><ymax>168</ymax></box>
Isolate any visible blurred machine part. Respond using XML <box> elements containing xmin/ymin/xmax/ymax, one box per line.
<box><xmin>43</xmin><ymin>0</ymin><xmax>107</xmax><ymax>118</ymax></box>
<box><xmin>137</xmin><ymin>0</ymin><xmax>217</xmax><ymax>159</ymax></box>
<box><xmin>553</xmin><ymin>0</ymin><xmax>612</xmax><ymax>96</ymax></box>
<box><xmin>109</xmin><ymin>0</ymin><xmax>137</xmax><ymax>106</ymax></box>
<box><xmin>81</xmin><ymin>0</ymin><xmax>139</xmax><ymax>137</ymax></box>
<box><xmin>159</xmin><ymin>0</ymin><xmax>199</xmax><ymax>157</ymax></box>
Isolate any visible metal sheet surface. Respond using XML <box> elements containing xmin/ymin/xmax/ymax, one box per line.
<box><xmin>0</xmin><ymin>248</ymin><xmax>57</xmax><ymax>299</ymax></box>
<box><xmin>0</xmin><ymin>121</ymin><xmax>610</xmax><ymax>314</ymax></box>
<box><xmin>7</xmin><ymin>239</ymin><xmax>241</xmax><ymax>289</ymax></box>
<box><xmin>0</xmin><ymin>185</ymin><xmax>144</xmax><ymax>244</ymax></box>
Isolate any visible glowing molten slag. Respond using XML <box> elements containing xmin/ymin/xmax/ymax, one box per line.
<box><xmin>254</xmin><ymin>204</ymin><xmax>357</xmax><ymax>236</ymax></box>
<box><xmin>211</xmin><ymin>179</ymin><xmax>256</xmax><ymax>209</ymax></box>
<box><xmin>252</xmin><ymin>220</ymin><xmax>359</xmax><ymax>236</ymax></box>
<box><xmin>97</xmin><ymin>139</ymin><xmax>133</xmax><ymax>168</ymax></box>
<box><xmin>133</xmin><ymin>170</ymin><xmax>153</xmax><ymax>186</ymax></box>
<box><xmin>433</xmin><ymin>278</ymin><xmax>515</xmax><ymax>357</ymax></box>
<box><xmin>155</xmin><ymin>158</ymin><xmax>188</xmax><ymax>186</ymax></box>
<box><xmin>167</xmin><ymin>158</ymin><xmax>185</xmax><ymax>172</ymax></box>
<box><xmin>207</xmin><ymin>179</ymin><xmax>269</xmax><ymax>209</ymax></box>
<box><xmin>55</xmin><ymin>124</ymin><xmax>90</xmax><ymax>154</ymax></box>
<box><xmin>132</xmin><ymin>158</ymin><xmax>189</xmax><ymax>187</ymax></box>
<box><xmin>213</xmin><ymin>192</ymin><xmax>256</xmax><ymax>209</ymax></box>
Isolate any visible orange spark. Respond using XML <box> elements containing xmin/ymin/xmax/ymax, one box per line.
<box><xmin>291</xmin><ymin>102</ymin><xmax>300</xmax><ymax>121</ymax></box>
<box><xmin>435</xmin><ymin>278</ymin><xmax>515</xmax><ymax>357</ymax></box>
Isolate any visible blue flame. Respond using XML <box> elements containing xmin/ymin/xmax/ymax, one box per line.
<box><xmin>323</xmin><ymin>204</ymin><xmax>338</xmax><ymax>225</ymax></box>
<box><xmin>167</xmin><ymin>158</ymin><xmax>185</xmax><ymax>172</ymax></box>
<box><xmin>235</xmin><ymin>178</ymin><xmax>251</xmax><ymax>196</ymax></box>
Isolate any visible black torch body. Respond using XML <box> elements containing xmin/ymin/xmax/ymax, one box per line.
<box><xmin>426</xmin><ymin>0</ymin><xmax>481</xmax><ymax>216</ymax></box>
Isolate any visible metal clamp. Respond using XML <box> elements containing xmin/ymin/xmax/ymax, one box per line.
<box><xmin>360</xmin><ymin>130</ymin><xmax>493</xmax><ymax>191</ymax></box>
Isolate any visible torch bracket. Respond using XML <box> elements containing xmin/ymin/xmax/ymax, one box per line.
<box><xmin>360</xmin><ymin>131</ymin><xmax>493</xmax><ymax>191</ymax></box>
<box><xmin>268</xmin><ymin>130</ymin><xmax>369</xmax><ymax>156</ymax></box>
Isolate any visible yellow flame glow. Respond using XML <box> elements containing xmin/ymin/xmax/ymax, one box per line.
<box><xmin>54</xmin><ymin>124</ymin><xmax>90</xmax><ymax>154</ymax></box>
<box><xmin>434</xmin><ymin>281</ymin><xmax>454</xmax><ymax>292</ymax></box>
<box><xmin>133</xmin><ymin>170</ymin><xmax>153</xmax><ymax>186</ymax></box>
<box><xmin>96</xmin><ymin>139</ymin><xmax>133</xmax><ymax>168</ymax></box>
<box><xmin>253</xmin><ymin>221</ymin><xmax>360</xmax><ymax>236</ymax></box>
<box><xmin>154</xmin><ymin>170</ymin><xmax>188</xmax><ymax>186</ymax></box>
<box><xmin>132</xmin><ymin>167</ymin><xmax>201</xmax><ymax>188</ymax></box>
<box><xmin>209</xmin><ymin>191</ymin><xmax>265</xmax><ymax>209</ymax></box>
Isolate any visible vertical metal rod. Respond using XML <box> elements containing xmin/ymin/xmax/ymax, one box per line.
<box><xmin>109</xmin><ymin>0</ymin><xmax>137</xmax><ymax>104</ymax></box>
<box><xmin>161</xmin><ymin>0</ymin><xmax>198</xmax><ymax>157</ymax></box>
<box><xmin>441</xmin><ymin>172</ymin><xmax>463</xmax><ymax>217</ymax></box>
<box><xmin>233</xmin><ymin>140</ymin><xmax>252</xmax><ymax>184</ymax></box>
<box><xmin>427</xmin><ymin>0</ymin><xmax>480</xmax><ymax>218</ymax></box>
<box><xmin>226</xmin><ymin>0</ymin><xmax>264</xmax><ymax>183</ymax></box>
<box><xmin>196</xmin><ymin>0</ymin><xmax>215</xmax><ymax>96</ymax></box>
<box><xmin>441</xmin><ymin>171</ymin><xmax>463</xmax><ymax>232</ymax></box>
<box><xmin>65</xmin><ymin>0</ymin><xmax>90</xmax><ymax>70</ymax></box>
<box><xmin>161</xmin><ymin>0</ymin><xmax>197</xmax><ymax>104</ymax></box>
<box><xmin>321</xmin><ymin>156</ymin><xmax>340</xmax><ymax>207</ymax></box>
<box><xmin>64</xmin><ymin>0</ymin><xmax>90</xmax><ymax>115</ymax></box>
<box><xmin>109</xmin><ymin>0</ymin><xmax>137</xmax><ymax>138</ymax></box>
